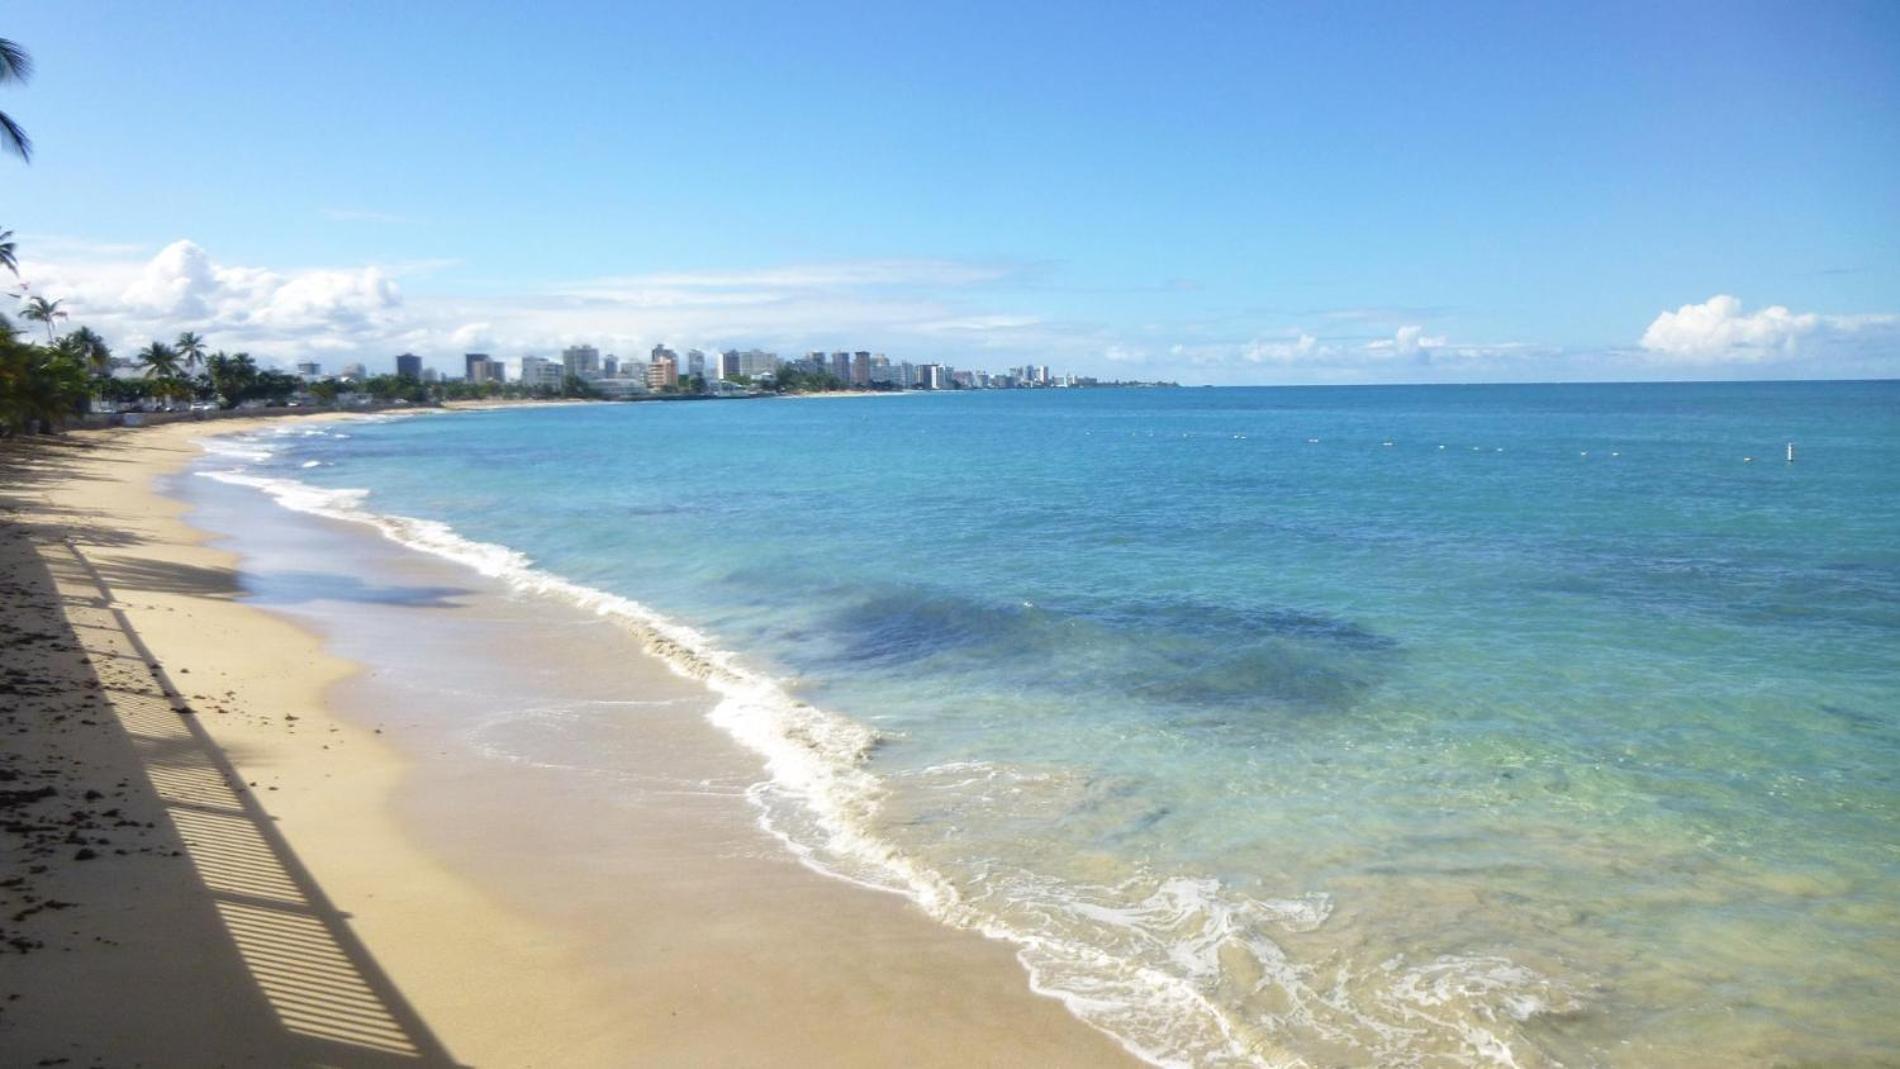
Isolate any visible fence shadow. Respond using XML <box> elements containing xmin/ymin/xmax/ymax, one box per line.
<box><xmin>39</xmin><ymin>537</ymin><xmax>467</xmax><ymax>1068</ymax></box>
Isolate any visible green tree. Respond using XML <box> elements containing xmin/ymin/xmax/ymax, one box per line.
<box><xmin>18</xmin><ymin>294</ymin><xmax>64</xmax><ymax>342</ymax></box>
<box><xmin>205</xmin><ymin>350</ymin><xmax>259</xmax><ymax>408</ymax></box>
<box><xmin>0</xmin><ymin>38</ymin><xmax>31</xmax><ymax>161</ymax></box>
<box><xmin>0</xmin><ymin>226</ymin><xmax>16</xmax><ymax>276</ymax></box>
<box><xmin>0</xmin><ymin>333</ymin><xmax>88</xmax><ymax>434</ymax></box>
<box><xmin>57</xmin><ymin>325</ymin><xmax>111</xmax><ymax>375</ymax></box>
<box><xmin>174</xmin><ymin>331</ymin><xmax>208</xmax><ymax>374</ymax></box>
<box><xmin>136</xmin><ymin>340</ymin><xmax>181</xmax><ymax>379</ymax></box>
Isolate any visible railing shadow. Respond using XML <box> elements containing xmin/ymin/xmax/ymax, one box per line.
<box><xmin>47</xmin><ymin>538</ymin><xmax>467</xmax><ymax>1068</ymax></box>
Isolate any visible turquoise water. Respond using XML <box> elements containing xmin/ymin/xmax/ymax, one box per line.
<box><xmin>200</xmin><ymin>383</ymin><xmax>1900</xmax><ymax>1066</ymax></box>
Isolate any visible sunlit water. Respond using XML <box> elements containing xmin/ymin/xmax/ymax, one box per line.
<box><xmin>192</xmin><ymin>383</ymin><xmax>1900</xmax><ymax>1067</ymax></box>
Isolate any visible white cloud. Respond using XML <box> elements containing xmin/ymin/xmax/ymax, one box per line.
<box><xmin>1370</xmin><ymin>325</ymin><xmax>1448</xmax><ymax>358</ymax></box>
<box><xmin>16</xmin><ymin>239</ymin><xmax>406</xmax><ymax>365</ymax></box>
<box><xmin>1639</xmin><ymin>294</ymin><xmax>1896</xmax><ymax>364</ymax></box>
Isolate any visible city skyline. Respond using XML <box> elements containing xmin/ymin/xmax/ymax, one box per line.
<box><xmin>4</xmin><ymin>2</ymin><xmax>1897</xmax><ymax>385</ymax></box>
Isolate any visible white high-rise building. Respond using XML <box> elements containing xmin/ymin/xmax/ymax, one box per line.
<box><xmin>520</xmin><ymin>356</ymin><xmax>565</xmax><ymax>390</ymax></box>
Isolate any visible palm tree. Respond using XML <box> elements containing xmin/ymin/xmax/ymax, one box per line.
<box><xmin>0</xmin><ymin>227</ymin><xmax>16</xmax><ymax>277</ymax></box>
<box><xmin>174</xmin><ymin>330</ymin><xmax>208</xmax><ymax>373</ymax></box>
<box><xmin>60</xmin><ymin>325</ymin><xmax>112</xmax><ymax>374</ymax></box>
<box><xmin>137</xmin><ymin>340</ymin><xmax>181</xmax><ymax>379</ymax></box>
<box><xmin>0</xmin><ymin>39</ymin><xmax>31</xmax><ymax>161</ymax></box>
<box><xmin>18</xmin><ymin>294</ymin><xmax>64</xmax><ymax>342</ymax></box>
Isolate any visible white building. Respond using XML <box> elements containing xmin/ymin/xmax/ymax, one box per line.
<box><xmin>520</xmin><ymin>356</ymin><xmax>565</xmax><ymax>390</ymax></box>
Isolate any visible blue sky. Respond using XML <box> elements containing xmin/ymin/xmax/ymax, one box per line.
<box><xmin>4</xmin><ymin>1</ymin><xmax>1896</xmax><ymax>382</ymax></box>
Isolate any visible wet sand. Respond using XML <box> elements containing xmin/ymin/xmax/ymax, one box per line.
<box><xmin>0</xmin><ymin>416</ymin><xmax>1136</xmax><ymax>1067</ymax></box>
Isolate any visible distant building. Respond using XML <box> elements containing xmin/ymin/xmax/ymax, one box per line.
<box><xmin>421</xmin><ymin>367</ymin><xmax>441</xmax><ymax>383</ymax></box>
<box><xmin>561</xmin><ymin>345</ymin><xmax>601</xmax><ymax>380</ymax></box>
<box><xmin>520</xmin><ymin>356</ymin><xmax>564</xmax><ymax>390</ymax></box>
<box><xmin>602</xmin><ymin>355</ymin><xmax>619</xmax><ymax>378</ymax></box>
<box><xmin>851</xmin><ymin>351</ymin><xmax>871</xmax><ymax>386</ymax></box>
<box><xmin>684</xmin><ymin>349</ymin><xmax>706</xmax><ymax>379</ymax></box>
<box><xmin>464</xmin><ymin>353</ymin><xmax>505</xmax><ymax>384</ymax></box>
<box><xmin>295</xmin><ymin>360</ymin><xmax>322</xmax><ymax>380</ymax></box>
<box><xmin>395</xmin><ymin>353</ymin><xmax>422</xmax><ymax>379</ymax></box>
<box><xmin>737</xmin><ymin>349</ymin><xmax>778</xmax><ymax>378</ymax></box>
<box><xmin>830</xmin><ymin>352</ymin><xmax>850</xmax><ymax>381</ymax></box>
<box><xmin>646</xmin><ymin>355</ymin><xmax>678</xmax><ymax>389</ymax></box>
<box><xmin>340</xmin><ymin>362</ymin><xmax>367</xmax><ymax>380</ymax></box>
<box><xmin>916</xmin><ymin>363</ymin><xmax>943</xmax><ymax>390</ymax></box>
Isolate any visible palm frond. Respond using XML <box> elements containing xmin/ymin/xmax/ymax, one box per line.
<box><xmin>0</xmin><ymin>111</ymin><xmax>30</xmax><ymax>162</ymax></box>
<box><xmin>0</xmin><ymin>40</ymin><xmax>32</xmax><ymax>84</ymax></box>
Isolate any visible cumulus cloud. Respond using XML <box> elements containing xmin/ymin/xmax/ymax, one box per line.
<box><xmin>1640</xmin><ymin>294</ymin><xmax>1896</xmax><ymax>363</ymax></box>
<box><xmin>1373</xmin><ymin>325</ymin><xmax>1448</xmax><ymax>358</ymax></box>
<box><xmin>22</xmin><ymin>239</ymin><xmax>405</xmax><ymax>363</ymax></box>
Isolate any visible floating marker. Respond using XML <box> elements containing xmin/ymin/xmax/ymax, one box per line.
<box><xmin>1307</xmin><ymin>438</ymin><xmax>1320</xmax><ymax>444</ymax></box>
<box><xmin>1611</xmin><ymin>451</ymin><xmax>1620</xmax><ymax>457</ymax></box>
<box><xmin>1744</xmin><ymin>457</ymin><xmax>1755</xmax><ymax>463</ymax></box>
<box><xmin>1438</xmin><ymin>444</ymin><xmax>1447</xmax><ymax>450</ymax></box>
<box><xmin>1383</xmin><ymin>440</ymin><xmax>1394</xmax><ymax>447</ymax></box>
<box><xmin>1787</xmin><ymin>442</ymin><xmax>1795</xmax><ymax>463</ymax></box>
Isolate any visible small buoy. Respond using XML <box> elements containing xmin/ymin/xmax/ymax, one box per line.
<box><xmin>1580</xmin><ymin>451</ymin><xmax>1589</xmax><ymax>457</ymax></box>
<box><xmin>1744</xmin><ymin>457</ymin><xmax>1755</xmax><ymax>463</ymax></box>
<box><xmin>1438</xmin><ymin>444</ymin><xmax>1447</xmax><ymax>450</ymax></box>
<box><xmin>1382</xmin><ymin>440</ymin><xmax>1394</xmax><ymax>447</ymax></box>
<box><xmin>1611</xmin><ymin>452</ymin><xmax>1620</xmax><ymax>457</ymax></box>
<box><xmin>1307</xmin><ymin>438</ymin><xmax>1319</xmax><ymax>444</ymax></box>
<box><xmin>1786</xmin><ymin>442</ymin><xmax>1795</xmax><ymax>463</ymax></box>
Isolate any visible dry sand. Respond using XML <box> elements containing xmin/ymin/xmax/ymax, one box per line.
<box><xmin>0</xmin><ymin>415</ymin><xmax>1137</xmax><ymax>1067</ymax></box>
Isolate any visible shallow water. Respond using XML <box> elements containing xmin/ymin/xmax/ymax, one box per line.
<box><xmin>193</xmin><ymin>383</ymin><xmax>1900</xmax><ymax>1066</ymax></box>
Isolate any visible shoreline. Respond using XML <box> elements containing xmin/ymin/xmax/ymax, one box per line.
<box><xmin>0</xmin><ymin>415</ymin><xmax>1137</xmax><ymax>1066</ymax></box>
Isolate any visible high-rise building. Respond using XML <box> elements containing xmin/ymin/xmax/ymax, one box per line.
<box><xmin>295</xmin><ymin>360</ymin><xmax>322</xmax><ymax>379</ymax></box>
<box><xmin>561</xmin><ymin>345</ymin><xmax>601</xmax><ymax>380</ymax></box>
<box><xmin>685</xmin><ymin>349</ymin><xmax>706</xmax><ymax>379</ymax></box>
<box><xmin>737</xmin><ymin>349</ymin><xmax>778</xmax><ymax>378</ymax></box>
<box><xmin>916</xmin><ymin>363</ymin><xmax>944</xmax><ymax>390</ymax></box>
<box><xmin>340</xmin><ymin>362</ymin><xmax>367</xmax><ymax>380</ymax></box>
<box><xmin>830</xmin><ymin>352</ymin><xmax>850</xmax><ymax>381</ymax></box>
<box><xmin>720</xmin><ymin>350</ymin><xmax>742</xmax><ymax>380</ymax></box>
<box><xmin>465</xmin><ymin>353</ymin><xmax>505</xmax><ymax>383</ymax></box>
<box><xmin>520</xmin><ymin>356</ymin><xmax>564</xmax><ymax>390</ymax></box>
<box><xmin>851</xmin><ymin>351</ymin><xmax>871</xmax><ymax>386</ymax></box>
<box><xmin>602</xmin><ymin>355</ymin><xmax>619</xmax><ymax>378</ymax></box>
<box><xmin>395</xmin><ymin>353</ymin><xmax>422</xmax><ymax>379</ymax></box>
<box><xmin>646</xmin><ymin>355</ymin><xmax>678</xmax><ymax>389</ymax></box>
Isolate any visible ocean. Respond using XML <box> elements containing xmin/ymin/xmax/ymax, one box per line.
<box><xmin>189</xmin><ymin>382</ymin><xmax>1900</xmax><ymax>1067</ymax></box>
